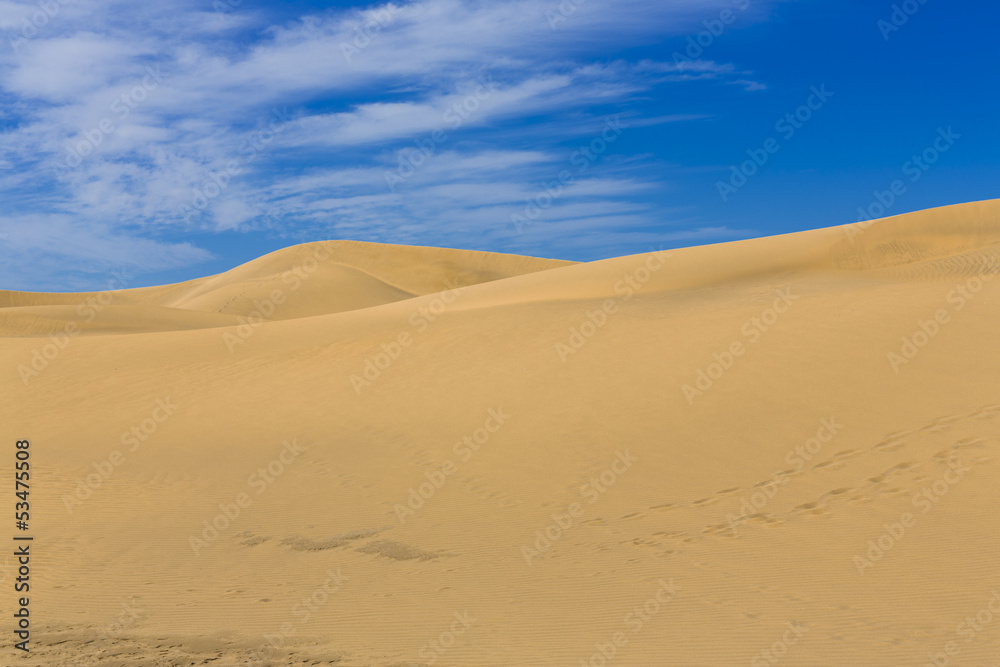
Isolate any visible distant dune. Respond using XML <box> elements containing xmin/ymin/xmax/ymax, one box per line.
<box><xmin>3</xmin><ymin>200</ymin><xmax>999</xmax><ymax>665</ymax></box>
<box><xmin>0</xmin><ymin>241</ymin><xmax>575</xmax><ymax>337</ymax></box>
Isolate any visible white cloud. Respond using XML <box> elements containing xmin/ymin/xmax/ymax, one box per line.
<box><xmin>0</xmin><ymin>0</ymin><xmax>778</xmax><ymax>288</ymax></box>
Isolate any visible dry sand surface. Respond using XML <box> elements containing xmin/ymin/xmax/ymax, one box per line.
<box><xmin>2</xmin><ymin>200</ymin><xmax>1000</xmax><ymax>666</ymax></box>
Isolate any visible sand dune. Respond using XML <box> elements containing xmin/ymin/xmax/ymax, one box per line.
<box><xmin>3</xmin><ymin>200</ymin><xmax>1000</xmax><ymax>665</ymax></box>
<box><xmin>0</xmin><ymin>241</ymin><xmax>575</xmax><ymax>337</ymax></box>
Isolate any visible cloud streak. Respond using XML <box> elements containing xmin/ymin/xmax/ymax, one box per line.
<box><xmin>0</xmin><ymin>0</ymin><xmax>770</xmax><ymax>289</ymax></box>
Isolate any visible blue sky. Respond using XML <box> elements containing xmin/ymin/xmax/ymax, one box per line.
<box><xmin>1</xmin><ymin>0</ymin><xmax>997</xmax><ymax>291</ymax></box>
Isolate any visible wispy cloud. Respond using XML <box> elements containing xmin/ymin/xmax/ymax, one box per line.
<box><xmin>0</xmin><ymin>0</ymin><xmax>775</xmax><ymax>289</ymax></box>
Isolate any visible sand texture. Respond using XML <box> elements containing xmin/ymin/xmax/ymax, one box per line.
<box><xmin>3</xmin><ymin>201</ymin><xmax>1000</xmax><ymax>665</ymax></box>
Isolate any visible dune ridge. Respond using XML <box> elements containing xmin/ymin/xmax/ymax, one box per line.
<box><xmin>3</xmin><ymin>199</ymin><xmax>999</xmax><ymax>666</ymax></box>
<box><xmin>0</xmin><ymin>241</ymin><xmax>575</xmax><ymax>337</ymax></box>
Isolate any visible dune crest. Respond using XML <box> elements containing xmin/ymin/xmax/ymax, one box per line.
<box><xmin>0</xmin><ymin>241</ymin><xmax>575</xmax><ymax>337</ymax></box>
<box><xmin>4</xmin><ymin>200</ymin><xmax>1000</xmax><ymax>665</ymax></box>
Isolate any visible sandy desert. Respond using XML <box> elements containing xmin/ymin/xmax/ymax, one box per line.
<box><xmin>1</xmin><ymin>199</ymin><xmax>998</xmax><ymax>665</ymax></box>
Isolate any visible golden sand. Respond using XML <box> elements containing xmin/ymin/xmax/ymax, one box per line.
<box><xmin>3</xmin><ymin>200</ymin><xmax>999</xmax><ymax>665</ymax></box>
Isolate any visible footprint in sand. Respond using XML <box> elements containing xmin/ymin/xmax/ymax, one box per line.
<box><xmin>969</xmin><ymin>404</ymin><xmax>1000</xmax><ymax>420</ymax></box>
<box><xmin>355</xmin><ymin>539</ymin><xmax>447</xmax><ymax>561</ymax></box>
<box><xmin>920</xmin><ymin>416</ymin><xmax>962</xmax><ymax>433</ymax></box>
<box><xmin>281</xmin><ymin>528</ymin><xmax>387</xmax><ymax>551</ymax></box>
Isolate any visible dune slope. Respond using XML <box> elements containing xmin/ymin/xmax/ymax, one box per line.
<box><xmin>0</xmin><ymin>240</ymin><xmax>576</xmax><ymax>336</ymax></box>
<box><xmin>3</xmin><ymin>200</ymin><xmax>1000</xmax><ymax>666</ymax></box>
